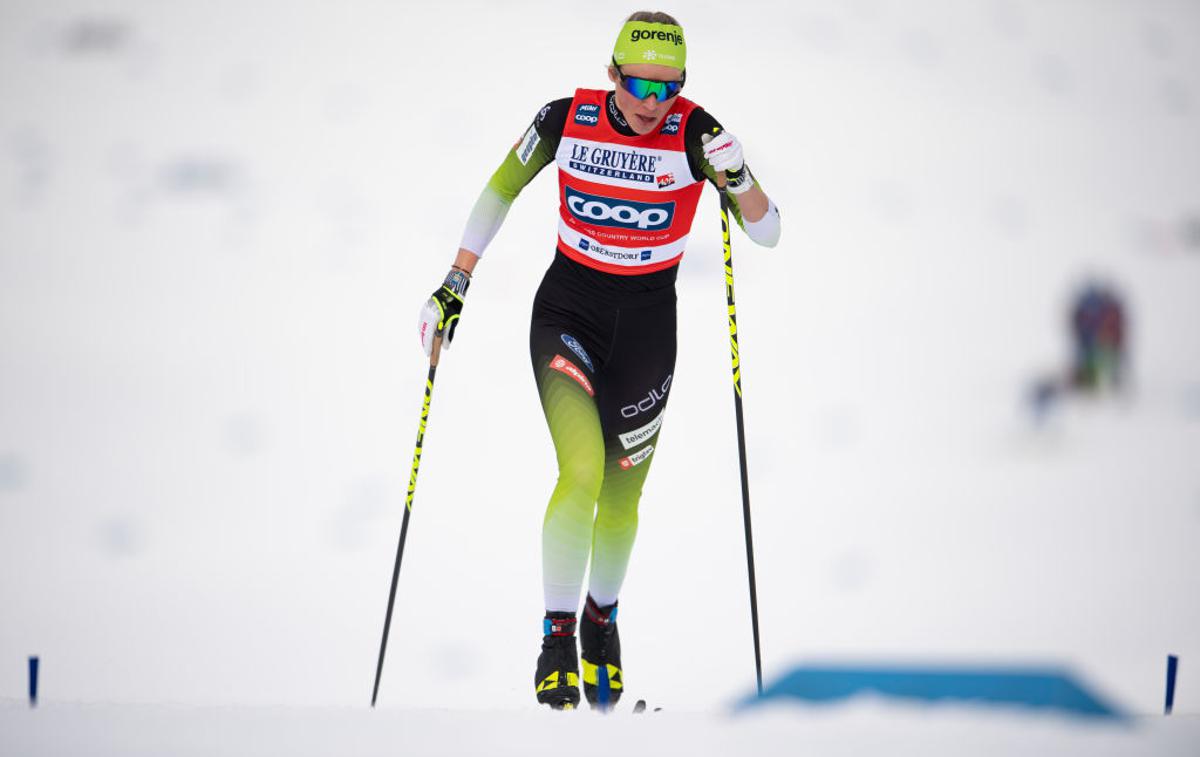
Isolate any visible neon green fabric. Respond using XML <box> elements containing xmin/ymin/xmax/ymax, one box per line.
<box><xmin>486</xmin><ymin>136</ymin><xmax>554</xmax><ymax>202</ymax></box>
<box><xmin>535</xmin><ymin>363</ymin><xmax>654</xmax><ymax>612</ymax></box>
<box><xmin>612</xmin><ymin>21</ymin><xmax>686</xmax><ymax>70</ymax></box>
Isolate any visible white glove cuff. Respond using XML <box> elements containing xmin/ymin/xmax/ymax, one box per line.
<box><xmin>725</xmin><ymin>166</ymin><xmax>756</xmax><ymax>195</ymax></box>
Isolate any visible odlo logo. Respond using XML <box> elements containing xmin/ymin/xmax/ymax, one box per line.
<box><xmin>575</xmin><ymin>104</ymin><xmax>600</xmax><ymax>126</ymax></box>
<box><xmin>621</xmin><ymin>374</ymin><xmax>673</xmax><ymax>418</ymax></box>
<box><xmin>565</xmin><ymin>187</ymin><xmax>675</xmax><ymax>231</ymax></box>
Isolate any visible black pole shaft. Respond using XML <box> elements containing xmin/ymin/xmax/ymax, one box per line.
<box><xmin>720</xmin><ymin>191</ymin><xmax>764</xmax><ymax>697</ymax></box>
<box><xmin>372</xmin><ymin>337</ymin><xmax>442</xmax><ymax>707</ymax></box>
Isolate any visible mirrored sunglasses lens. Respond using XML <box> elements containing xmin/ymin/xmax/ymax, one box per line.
<box><xmin>623</xmin><ymin>77</ymin><xmax>652</xmax><ymax>100</ymax></box>
<box><xmin>624</xmin><ymin>76</ymin><xmax>677</xmax><ymax>102</ymax></box>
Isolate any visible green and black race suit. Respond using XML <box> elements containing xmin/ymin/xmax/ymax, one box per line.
<box><xmin>467</xmin><ymin>92</ymin><xmax>768</xmax><ymax>618</ymax></box>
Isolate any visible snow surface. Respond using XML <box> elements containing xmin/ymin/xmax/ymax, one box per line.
<box><xmin>1</xmin><ymin>0</ymin><xmax>1199</xmax><ymax>752</ymax></box>
<box><xmin>2</xmin><ymin>702</ymin><xmax>1199</xmax><ymax>757</ymax></box>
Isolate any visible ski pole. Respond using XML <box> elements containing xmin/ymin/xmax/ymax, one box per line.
<box><xmin>719</xmin><ymin>183</ymin><xmax>764</xmax><ymax>698</ymax></box>
<box><xmin>371</xmin><ymin>333</ymin><xmax>444</xmax><ymax>707</ymax></box>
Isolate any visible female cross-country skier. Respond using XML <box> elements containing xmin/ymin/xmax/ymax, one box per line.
<box><xmin>416</xmin><ymin>11</ymin><xmax>781</xmax><ymax>710</ymax></box>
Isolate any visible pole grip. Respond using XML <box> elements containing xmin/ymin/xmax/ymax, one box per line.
<box><xmin>430</xmin><ymin>333</ymin><xmax>444</xmax><ymax>368</ymax></box>
<box><xmin>701</xmin><ymin>130</ymin><xmax>730</xmax><ymax>190</ymax></box>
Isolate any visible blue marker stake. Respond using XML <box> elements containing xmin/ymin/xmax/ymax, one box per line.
<box><xmin>597</xmin><ymin>665</ymin><xmax>610</xmax><ymax>710</ymax></box>
<box><xmin>1165</xmin><ymin>655</ymin><xmax>1178</xmax><ymax>715</ymax></box>
<box><xmin>29</xmin><ymin>656</ymin><xmax>39</xmax><ymax>707</ymax></box>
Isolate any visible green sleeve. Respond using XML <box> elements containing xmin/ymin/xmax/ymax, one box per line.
<box><xmin>485</xmin><ymin>136</ymin><xmax>556</xmax><ymax>202</ymax></box>
<box><xmin>485</xmin><ymin>97</ymin><xmax>571</xmax><ymax>202</ymax></box>
<box><xmin>458</xmin><ymin>99</ymin><xmax>570</xmax><ymax>255</ymax></box>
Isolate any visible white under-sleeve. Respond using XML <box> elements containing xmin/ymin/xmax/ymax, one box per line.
<box><xmin>742</xmin><ymin>199</ymin><xmax>781</xmax><ymax>248</ymax></box>
<box><xmin>458</xmin><ymin>186</ymin><xmax>513</xmax><ymax>256</ymax></box>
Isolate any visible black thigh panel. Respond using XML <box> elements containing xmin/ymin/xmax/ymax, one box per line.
<box><xmin>594</xmin><ymin>297</ymin><xmax>676</xmax><ymax>445</ymax></box>
<box><xmin>530</xmin><ymin>252</ymin><xmax>678</xmax><ymax>447</ymax></box>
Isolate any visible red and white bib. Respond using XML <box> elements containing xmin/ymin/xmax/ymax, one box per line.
<box><xmin>554</xmin><ymin>89</ymin><xmax>705</xmax><ymax>275</ymax></box>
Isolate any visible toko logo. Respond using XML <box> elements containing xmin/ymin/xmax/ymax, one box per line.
<box><xmin>565</xmin><ymin>187</ymin><xmax>675</xmax><ymax>231</ymax></box>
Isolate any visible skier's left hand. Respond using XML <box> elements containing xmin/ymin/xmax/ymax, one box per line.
<box><xmin>702</xmin><ymin>130</ymin><xmax>744</xmax><ymax>174</ymax></box>
<box><xmin>702</xmin><ymin>130</ymin><xmax>754</xmax><ymax>194</ymax></box>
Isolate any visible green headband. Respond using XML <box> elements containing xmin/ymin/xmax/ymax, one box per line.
<box><xmin>612</xmin><ymin>20</ymin><xmax>687</xmax><ymax>71</ymax></box>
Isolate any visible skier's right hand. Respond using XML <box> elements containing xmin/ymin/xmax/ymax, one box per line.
<box><xmin>417</xmin><ymin>268</ymin><xmax>470</xmax><ymax>357</ymax></box>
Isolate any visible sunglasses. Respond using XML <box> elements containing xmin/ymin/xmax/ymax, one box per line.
<box><xmin>613</xmin><ymin>59</ymin><xmax>686</xmax><ymax>102</ymax></box>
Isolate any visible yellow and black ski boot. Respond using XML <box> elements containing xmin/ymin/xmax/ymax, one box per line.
<box><xmin>581</xmin><ymin>596</ymin><xmax>622</xmax><ymax>710</ymax></box>
<box><xmin>535</xmin><ymin>612</ymin><xmax>580</xmax><ymax>710</ymax></box>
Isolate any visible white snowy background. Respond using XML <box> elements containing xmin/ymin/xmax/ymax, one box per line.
<box><xmin>1</xmin><ymin>0</ymin><xmax>1198</xmax><ymax>753</ymax></box>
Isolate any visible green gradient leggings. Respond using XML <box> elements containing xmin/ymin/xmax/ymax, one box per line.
<box><xmin>530</xmin><ymin>253</ymin><xmax>677</xmax><ymax>612</ymax></box>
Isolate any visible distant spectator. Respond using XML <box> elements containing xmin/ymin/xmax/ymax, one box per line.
<box><xmin>1028</xmin><ymin>279</ymin><xmax>1128</xmax><ymax>421</ymax></box>
<box><xmin>1069</xmin><ymin>282</ymin><xmax>1126</xmax><ymax>392</ymax></box>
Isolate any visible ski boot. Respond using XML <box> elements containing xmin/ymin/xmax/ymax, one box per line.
<box><xmin>534</xmin><ymin>612</ymin><xmax>580</xmax><ymax>710</ymax></box>
<box><xmin>580</xmin><ymin>595</ymin><xmax>622</xmax><ymax>710</ymax></box>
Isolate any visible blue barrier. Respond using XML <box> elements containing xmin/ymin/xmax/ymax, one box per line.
<box><xmin>737</xmin><ymin>664</ymin><xmax>1125</xmax><ymax>720</ymax></box>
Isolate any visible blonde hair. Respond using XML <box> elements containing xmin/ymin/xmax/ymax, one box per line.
<box><xmin>626</xmin><ymin>10</ymin><xmax>681</xmax><ymax>25</ymax></box>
